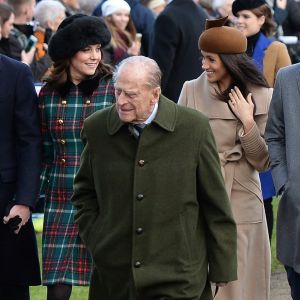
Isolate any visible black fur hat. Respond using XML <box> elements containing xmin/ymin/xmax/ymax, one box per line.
<box><xmin>232</xmin><ymin>0</ymin><xmax>267</xmax><ymax>16</ymax></box>
<box><xmin>48</xmin><ymin>14</ymin><xmax>111</xmax><ymax>62</ymax></box>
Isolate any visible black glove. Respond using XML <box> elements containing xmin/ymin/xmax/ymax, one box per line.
<box><xmin>4</xmin><ymin>202</ymin><xmax>22</xmax><ymax>233</ymax></box>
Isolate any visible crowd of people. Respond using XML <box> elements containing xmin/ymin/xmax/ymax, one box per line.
<box><xmin>1</xmin><ymin>0</ymin><xmax>300</xmax><ymax>300</ymax></box>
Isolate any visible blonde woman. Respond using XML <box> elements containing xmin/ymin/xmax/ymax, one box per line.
<box><xmin>102</xmin><ymin>0</ymin><xmax>140</xmax><ymax>65</ymax></box>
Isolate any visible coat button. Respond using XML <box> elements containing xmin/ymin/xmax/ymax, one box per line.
<box><xmin>61</xmin><ymin>100</ymin><xmax>67</xmax><ymax>105</ymax></box>
<box><xmin>60</xmin><ymin>139</ymin><xmax>66</xmax><ymax>145</ymax></box>
<box><xmin>136</xmin><ymin>227</ymin><xmax>143</xmax><ymax>234</ymax></box>
<box><xmin>134</xmin><ymin>261</ymin><xmax>141</xmax><ymax>268</ymax></box>
<box><xmin>58</xmin><ymin>119</ymin><xmax>64</xmax><ymax>125</ymax></box>
<box><xmin>85</xmin><ymin>99</ymin><xmax>91</xmax><ymax>105</ymax></box>
<box><xmin>61</xmin><ymin>158</ymin><xmax>66</xmax><ymax>164</ymax></box>
<box><xmin>138</xmin><ymin>160</ymin><xmax>145</xmax><ymax>167</ymax></box>
<box><xmin>136</xmin><ymin>194</ymin><xmax>144</xmax><ymax>201</ymax></box>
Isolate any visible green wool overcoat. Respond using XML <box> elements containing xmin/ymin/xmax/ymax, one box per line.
<box><xmin>72</xmin><ymin>96</ymin><xmax>237</xmax><ymax>300</ymax></box>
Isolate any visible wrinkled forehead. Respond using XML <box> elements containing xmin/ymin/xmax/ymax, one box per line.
<box><xmin>116</xmin><ymin>64</ymin><xmax>148</xmax><ymax>84</ymax></box>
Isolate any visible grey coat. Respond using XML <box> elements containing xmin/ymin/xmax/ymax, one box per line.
<box><xmin>265</xmin><ymin>63</ymin><xmax>300</xmax><ymax>273</ymax></box>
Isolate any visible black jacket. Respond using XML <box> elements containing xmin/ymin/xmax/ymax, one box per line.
<box><xmin>0</xmin><ymin>54</ymin><xmax>41</xmax><ymax>285</ymax></box>
<box><xmin>150</xmin><ymin>0</ymin><xmax>207</xmax><ymax>102</ymax></box>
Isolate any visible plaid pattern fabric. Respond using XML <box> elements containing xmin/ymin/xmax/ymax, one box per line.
<box><xmin>39</xmin><ymin>78</ymin><xmax>115</xmax><ymax>285</ymax></box>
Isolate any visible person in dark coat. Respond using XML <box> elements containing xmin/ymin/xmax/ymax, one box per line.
<box><xmin>0</xmin><ymin>53</ymin><xmax>41</xmax><ymax>300</ymax></box>
<box><xmin>265</xmin><ymin>63</ymin><xmax>300</xmax><ymax>300</ymax></box>
<box><xmin>150</xmin><ymin>0</ymin><xmax>207</xmax><ymax>102</ymax></box>
<box><xmin>72</xmin><ymin>56</ymin><xmax>237</xmax><ymax>300</ymax></box>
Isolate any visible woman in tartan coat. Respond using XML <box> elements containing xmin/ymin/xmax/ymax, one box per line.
<box><xmin>38</xmin><ymin>14</ymin><xmax>115</xmax><ymax>300</ymax></box>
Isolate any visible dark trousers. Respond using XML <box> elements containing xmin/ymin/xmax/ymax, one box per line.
<box><xmin>0</xmin><ymin>285</ymin><xmax>30</xmax><ymax>300</ymax></box>
<box><xmin>263</xmin><ymin>198</ymin><xmax>274</xmax><ymax>243</ymax></box>
<box><xmin>285</xmin><ymin>266</ymin><xmax>300</xmax><ymax>300</ymax></box>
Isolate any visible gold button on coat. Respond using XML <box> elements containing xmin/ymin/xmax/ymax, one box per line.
<box><xmin>138</xmin><ymin>160</ymin><xmax>145</xmax><ymax>167</ymax></box>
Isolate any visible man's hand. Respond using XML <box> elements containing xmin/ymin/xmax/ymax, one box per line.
<box><xmin>3</xmin><ymin>204</ymin><xmax>30</xmax><ymax>234</ymax></box>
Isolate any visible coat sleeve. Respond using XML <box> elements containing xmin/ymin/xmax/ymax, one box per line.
<box><xmin>275</xmin><ymin>42</ymin><xmax>291</xmax><ymax>76</ymax></box>
<box><xmin>72</xmin><ymin>127</ymin><xmax>100</xmax><ymax>252</ymax></box>
<box><xmin>14</xmin><ymin>63</ymin><xmax>41</xmax><ymax>208</ymax></box>
<box><xmin>265</xmin><ymin>71</ymin><xmax>288</xmax><ymax>194</ymax></box>
<box><xmin>39</xmin><ymin>90</ymin><xmax>54</xmax><ymax>195</ymax></box>
<box><xmin>197</xmin><ymin>119</ymin><xmax>237</xmax><ymax>283</ymax></box>
<box><xmin>238</xmin><ymin>89</ymin><xmax>272</xmax><ymax>172</ymax></box>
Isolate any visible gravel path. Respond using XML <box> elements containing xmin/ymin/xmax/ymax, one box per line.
<box><xmin>271</xmin><ymin>272</ymin><xmax>292</xmax><ymax>300</ymax></box>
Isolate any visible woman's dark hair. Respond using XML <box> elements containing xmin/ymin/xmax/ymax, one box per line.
<box><xmin>216</xmin><ymin>53</ymin><xmax>269</xmax><ymax>108</ymax></box>
<box><xmin>252</xmin><ymin>4</ymin><xmax>276</xmax><ymax>37</ymax></box>
<box><xmin>44</xmin><ymin>52</ymin><xmax>113</xmax><ymax>88</ymax></box>
<box><xmin>0</xmin><ymin>3</ymin><xmax>14</xmax><ymax>24</ymax></box>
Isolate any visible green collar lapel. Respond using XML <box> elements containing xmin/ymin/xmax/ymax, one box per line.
<box><xmin>107</xmin><ymin>95</ymin><xmax>177</xmax><ymax>135</ymax></box>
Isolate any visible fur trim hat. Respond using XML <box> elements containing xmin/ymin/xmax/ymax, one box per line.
<box><xmin>232</xmin><ymin>0</ymin><xmax>267</xmax><ymax>16</ymax></box>
<box><xmin>48</xmin><ymin>14</ymin><xmax>111</xmax><ymax>62</ymax></box>
<box><xmin>102</xmin><ymin>0</ymin><xmax>131</xmax><ymax>17</ymax></box>
<box><xmin>198</xmin><ymin>16</ymin><xmax>247</xmax><ymax>54</ymax></box>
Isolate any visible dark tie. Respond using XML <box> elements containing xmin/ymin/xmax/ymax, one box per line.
<box><xmin>128</xmin><ymin>124</ymin><xmax>145</xmax><ymax>139</ymax></box>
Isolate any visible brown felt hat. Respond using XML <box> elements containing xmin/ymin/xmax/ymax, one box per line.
<box><xmin>198</xmin><ymin>16</ymin><xmax>247</xmax><ymax>54</ymax></box>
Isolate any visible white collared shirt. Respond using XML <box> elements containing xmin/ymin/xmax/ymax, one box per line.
<box><xmin>144</xmin><ymin>102</ymin><xmax>158</xmax><ymax>125</ymax></box>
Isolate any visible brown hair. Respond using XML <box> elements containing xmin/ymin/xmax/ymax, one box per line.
<box><xmin>0</xmin><ymin>3</ymin><xmax>14</xmax><ymax>24</ymax></box>
<box><xmin>104</xmin><ymin>15</ymin><xmax>136</xmax><ymax>51</ymax></box>
<box><xmin>251</xmin><ymin>4</ymin><xmax>276</xmax><ymax>37</ymax></box>
<box><xmin>215</xmin><ymin>53</ymin><xmax>269</xmax><ymax>109</ymax></box>
<box><xmin>44</xmin><ymin>54</ymin><xmax>113</xmax><ymax>88</ymax></box>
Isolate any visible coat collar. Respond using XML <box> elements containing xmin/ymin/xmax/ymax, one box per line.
<box><xmin>107</xmin><ymin>95</ymin><xmax>177</xmax><ymax>135</ymax></box>
<box><xmin>52</xmin><ymin>73</ymin><xmax>109</xmax><ymax>98</ymax></box>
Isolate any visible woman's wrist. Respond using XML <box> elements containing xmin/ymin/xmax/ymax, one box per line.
<box><xmin>242</xmin><ymin>118</ymin><xmax>255</xmax><ymax>134</ymax></box>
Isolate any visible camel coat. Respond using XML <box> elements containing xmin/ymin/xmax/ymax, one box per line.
<box><xmin>179</xmin><ymin>73</ymin><xmax>272</xmax><ymax>300</ymax></box>
<box><xmin>263</xmin><ymin>41</ymin><xmax>291</xmax><ymax>87</ymax></box>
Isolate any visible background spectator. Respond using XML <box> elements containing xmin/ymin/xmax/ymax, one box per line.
<box><xmin>2</xmin><ymin>0</ymin><xmax>52</xmax><ymax>81</ymax></box>
<box><xmin>211</xmin><ymin>0</ymin><xmax>235</xmax><ymax>26</ymax></box>
<box><xmin>58</xmin><ymin>0</ymin><xmax>80</xmax><ymax>16</ymax></box>
<box><xmin>141</xmin><ymin>0</ymin><xmax>166</xmax><ymax>16</ymax></box>
<box><xmin>150</xmin><ymin>0</ymin><xmax>207</xmax><ymax>102</ymax></box>
<box><xmin>93</xmin><ymin>0</ymin><xmax>155</xmax><ymax>56</ymax></box>
<box><xmin>102</xmin><ymin>0</ymin><xmax>140</xmax><ymax>65</ymax></box>
<box><xmin>33</xmin><ymin>0</ymin><xmax>66</xmax><ymax>61</ymax></box>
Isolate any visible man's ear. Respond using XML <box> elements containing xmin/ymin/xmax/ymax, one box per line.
<box><xmin>151</xmin><ymin>87</ymin><xmax>161</xmax><ymax>104</ymax></box>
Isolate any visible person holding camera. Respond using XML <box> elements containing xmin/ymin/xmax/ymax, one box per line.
<box><xmin>0</xmin><ymin>0</ymin><xmax>52</xmax><ymax>82</ymax></box>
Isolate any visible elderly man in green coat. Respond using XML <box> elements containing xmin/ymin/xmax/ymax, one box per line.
<box><xmin>72</xmin><ymin>56</ymin><xmax>237</xmax><ymax>300</ymax></box>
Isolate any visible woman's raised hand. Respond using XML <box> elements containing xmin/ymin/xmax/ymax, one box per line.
<box><xmin>229</xmin><ymin>86</ymin><xmax>255</xmax><ymax>134</ymax></box>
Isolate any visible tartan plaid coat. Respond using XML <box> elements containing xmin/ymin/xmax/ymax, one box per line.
<box><xmin>39</xmin><ymin>74</ymin><xmax>115</xmax><ymax>285</ymax></box>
